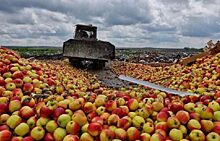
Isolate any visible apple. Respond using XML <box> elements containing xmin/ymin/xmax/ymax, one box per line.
<box><xmin>6</xmin><ymin>115</ymin><xmax>22</xmax><ymax>129</ymax></box>
<box><xmin>208</xmin><ymin>101</ymin><xmax>220</xmax><ymax>111</ymax></box>
<box><xmin>2</xmin><ymin>90</ymin><xmax>13</xmax><ymax>98</ymax></box>
<box><xmin>3</xmin><ymin>72</ymin><xmax>12</xmax><ymax>78</ymax></box>
<box><xmin>39</xmin><ymin>105</ymin><xmax>54</xmax><ymax>118</ymax></box>
<box><xmin>11</xmin><ymin>136</ymin><xmax>23</xmax><ymax>141</ymax></box>
<box><xmin>140</xmin><ymin>133</ymin><xmax>151</xmax><ymax>141</ymax></box>
<box><xmin>45</xmin><ymin>120</ymin><xmax>58</xmax><ymax>133</ymax></box>
<box><xmin>190</xmin><ymin>112</ymin><xmax>200</xmax><ymax>120</ymax></box>
<box><xmin>69</xmin><ymin>99</ymin><xmax>82</xmax><ymax>111</ymax></box>
<box><xmin>91</xmin><ymin>116</ymin><xmax>103</xmax><ymax>125</ymax></box>
<box><xmin>127</xmin><ymin>127</ymin><xmax>140</xmax><ymax>141</ymax></box>
<box><xmin>132</xmin><ymin>115</ymin><xmax>145</xmax><ymax>128</ymax></box>
<box><xmin>36</xmin><ymin>117</ymin><xmax>50</xmax><ymax>127</ymax></box>
<box><xmin>23</xmin><ymin>136</ymin><xmax>34</xmax><ymax>141</ymax></box>
<box><xmin>156</xmin><ymin>111</ymin><xmax>169</xmax><ymax>122</ymax></box>
<box><xmin>184</xmin><ymin>102</ymin><xmax>195</xmax><ymax>113</ymax></box>
<box><xmin>117</xmin><ymin>116</ymin><xmax>131</xmax><ymax>130</ymax></box>
<box><xmin>14</xmin><ymin>122</ymin><xmax>30</xmax><ymax>136</ymax></box>
<box><xmin>80</xmin><ymin>132</ymin><xmax>94</xmax><ymax>141</ymax></box>
<box><xmin>155</xmin><ymin>122</ymin><xmax>169</xmax><ymax>133</ymax></box>
<box><xmin>100</xmin><ymin>129</ymin><xmax>115</xmax><ymax>141</ymax></box>
<box><xmin>87</xmin><ymin>112</ymin><xmax>98</xmax><ymax>122</ymax></box>
<box><xmin>23</xmin><ymin>76</ymin><xmax>32</xmax><ymax>83</ymax></box>
<box><xmin>63</xmin><ymin>135</ymin><xmax>80</xmax><ymax>141</ymax></box>
<box><xmin>12</xmin><ymin>88</ymin><xmax>23</xmax><ymax>98</ymax></box>
<box><xmin>0</xmin><ymin>125</ymin><xmax>8</xmax><ymax>132</ymax></box>
<box><xmin>189</xmin><ymin>129</ymin><xmax>205</xmax><ymax>141</ymax></box>
<box><xmin>213</xmin><ymin>111</ymin><xmax>220</xmax><ymax>121</ymax></box>
<box><xmin>8</xmin><ymin>99</ymin><xmax>21</xmax><ymax>113</ymax></box>
<box><xmin>19</xmin><ymin>106</ymin><xmax>35</xmax><ymax>119</ymax></box>
<box><xmin>66</xmin><ymin>121</ymin><xmax>80</xmax><ymax>135</ymax></box>
<box><xmin>175</xmin><ymin>110</ymin><xmax>190</xmax><ymax>124</ymax></box>
<box><xmin>23</xmin><ymin>83</ymin><xmax>34</xmax><ymax>93</ymax></box>
<box><xmin>179</xmin><ymin>125</ymin><xmax>188</xmax><ymax>137</ymax></box>
<box><xmin>167</xmin><ymin>116</ymin><xmax>180</xmax><ymax>128</ymax></box>
<box><xmin>87</xmin><ymin>122</ymin><xmax>102</xmax><ymax>137</ymax></box>
<box><xmin>52</xmin><ymin>107</ymin><xmax>65</xmax><ymax>120</ymax></box>
<box><xmin>105</xmin><ymin>100</ymin><xmax>117</xmax><ymax>112</ymax></box>
<box><xmin>107</xmin><ymin>114</ymin><xmax>119</xmax><ymax>125</ymax></box>
<box><xmin>206</xmin><ymin>132</ymin><xmax>220</xmax><ymax>141</ymax></box>
<box><xmin>72</xmin><ymin>110</ymin><xmax>88</xmax><ymax>126</ymax></box>
<box><xmin>150</xmin><ymin>133</ymin><xmax>166</xmax><ymax>141</ymax></box>
<box><xmin>187</xmin><ymin>119</ymin><xmax>201</xmax><ymax>130</ymax></box>
<box><xmin>0</xmin><ymin>114</ymin><xmax>9</xmax><ymax>125</ymax></box>
<box><xmin>169</xmin><ymin>101</ymin><xmax>184</xmax><ymax>113</ymax></box>
<box><xmin>30</xmin><ymin>126</ymin><xmax>45</xmax><ymax>140</ymax></box>
<box><xmin>53</xmin><ymin>127</ymin><xmax>67</xmax><ymax>141</ymax></box>
<box><xmin>27</xmin><ymin>116</ymin><xmax>38</xmax><ymax>129</ymax></box>
<box><xmin>143</xmin><ymin>122</ymin><xmax>154</xmax><ymax>134</ymax></box>
<box><xmin>0</xmin><ymin>130</ymin><xmax>12</xmax><ymax>141</ymax></box>
<box><xmin>200</xmin><ymin>119</ymin><xmax>214</xmax><ymax>133</ymax></box>
<box><xmin>83</xmin><ymin>102</ymin><xmax>96</xmax><ymax>114</ymax></box>
<box><xmin>81</xmin><ymin>123</ymin><xmax>89</xmax><ymax>133</ymax></box>
<box><xmin>96</xmin><ymin>106</ymin><xmax>106</xmax><ymax>115</ymax></box>
<box><xmin>137</xmin><ymin>107</ymin><xmax>151</xmax><ymax>119</ymax></box>
<box><xmin>55</xmin><ymin>85</ymin><xmax>65</xmax><ymax>94</ymax></box>
<box><xmin>44</xmin><ymin>132</ymin><xmax>54</xmax><ymax>141</ymax></box>
<box><xmin>5</xmin><ymin>82</ymin><xmax>16</xmax><ymax>91</ymax></box>
<box><xmin>169</xmin><ymin>128</ymin><xmax>183</xmax><ymax>141</ymax></box>
<box><xmin>21</xmin><ymin>96</ymin><xmax>35</xmax><ymax>108</ymax></box>
<box><xmin>94</xmin><ymin>97</ymin><xmax>106</xmax><ymax>107</ymax></box>
<box><xmin>115</xmin><ymin>128</ymin><xmax>127</xmax><ymax>140</ymax></box>
<box><xmin>127</xmin><ymin>98</ymin><xmax>139</xmax><ymax>111</ymax></box>
<box><xmin>212</xmin><ymin>122</ymin><xmax>220</xmax><ymax>134</ymax></box>
<box><xmin>12</xmin><ymin>71</ymin><xmax>24</xmax><ymax>79</ymax></box>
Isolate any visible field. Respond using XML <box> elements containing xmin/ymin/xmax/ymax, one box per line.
<box><xmin>0</xmin><ymin>46</ymin><xmax>220</xmax><ymax>141</ymax></box>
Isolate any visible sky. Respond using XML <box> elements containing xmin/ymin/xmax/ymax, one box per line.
<box><xmin>0</xmin><ymin>0</ymin><xmax>220</xmax><ymax>48</ymax></box>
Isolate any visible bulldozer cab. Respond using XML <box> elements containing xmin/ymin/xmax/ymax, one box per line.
<box><xmin>74</xmin><ymin>24</ymin><xmax>97</xmax><ymax>40</ymax></box>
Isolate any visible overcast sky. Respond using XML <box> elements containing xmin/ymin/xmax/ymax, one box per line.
<box><xmin>0</xmin><ymin>0</ymin><xmax>220</xmax><ymax>48</ymax></box>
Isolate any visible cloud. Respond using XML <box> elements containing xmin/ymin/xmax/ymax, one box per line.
<box><xmin>0</xmin><ymin>0</ymin><xmax>220</xmax><ymax>48</ymax></box>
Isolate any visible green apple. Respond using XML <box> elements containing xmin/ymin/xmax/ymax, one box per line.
<box><xmin>46</xmin><ymin>120</ymin><xmax>58</xmax><ymax>133</ymax></box>
<box><xmin>132</xmin><ymin>116</ymin><xmax>145</xmax><ymax>128</ymax></box>
<box><xmin>213</xmin><ymin>111</ymin><xmax>220</xmax><ymax>121</ymax></box>
<box><xmin>6</xmin><ymin>115</ymin><xmax>22</xmax><ymax>129</ymax></box>
<box><xmin>14</xmin><ymin>122</ymin><xmax>30</xmax><ymax>136</ymax></box>
<box><xmin>189</xmin><ymin>129</ymin><xmax>205</xmax><ymax>141</ymax></box>
<box><xmin>30</xmin><ymin>126</ymin><xmax>45</xmax><ymax>140</ymax></box>
<box><xmin>187</xmin><ymin>119</ymin><xmax>201</xmax><ymax>131</ymax></box>
<box><xmin>36</xmin><ymin>117</ymin><xmax>50</xmax><ymax>127</ymax></box>
<box><xmin>169</xmin><ymin>128</ymin><xmax>183</xmax><ymax>141</ymax></box>
<box><xmin>57</xmin><ymin>114</ymin><xmax>71</xmax><ymax>128</ymax></box>
<box><xmin>184</xmin><ymin>103</ymin><xmax>195</xmax><ymax>112</ymax></box>
<box><xmin>206</xmin><ymin>132</ymin><xmax>220</xmax><ymax>141</ymax></box>
<box><xmin>208</xmin><ymin>101</ymin><xmax>220</xmax><ymax>112</ymax></box>
<box><xmin>27</xmin><ymin>116</ymin><xmax>38</xmax><ymax>129</ymax></box>
<box><xmin>143</xmin><ymin>122</ymin><xmax>154</xmax><ymax>134</ymax></box>
<box><xmin>167</xmin><ymin>116</ymin><xmax>180</xmax><ymax>128</ymax></box>
<box><xmin>80</xmin><ymin>132</ymin><xmax>94</xmax><ymax>141</ymax></box>
<box><xmin>53</xmin><ymin>127</ymin><xmax>67</xmax><ymax>141</ymax></box>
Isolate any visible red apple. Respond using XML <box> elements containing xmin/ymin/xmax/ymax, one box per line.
<box><xmin>175</xmin><ymin>110</ymin><xmax>190</xmax><ymax>125</ymax></box>
<box><xmin>87</xmin><ymin>122</ymin><xmax>102</xmax><ymax>137</ymax></box>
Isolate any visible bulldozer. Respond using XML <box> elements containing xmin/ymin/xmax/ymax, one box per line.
<box><xmin>178</xmin><ymin>40</ymin><xmax>220</xmax><ymax>66</ymax></box>
<box><xmin>63</xmin><ymin>24</ymin><xmax>115</xmax><ymax>69</ymax></box>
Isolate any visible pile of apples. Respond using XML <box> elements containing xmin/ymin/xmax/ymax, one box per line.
<box><xmin>0</xmin><ymin>47</ymin><xmax>220</xmax><ymax>141</ymax></box>
<box><xmin>112</xmin><ymin>53</ymin><xmax>220</xmax><ymax>95</ymax></box>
